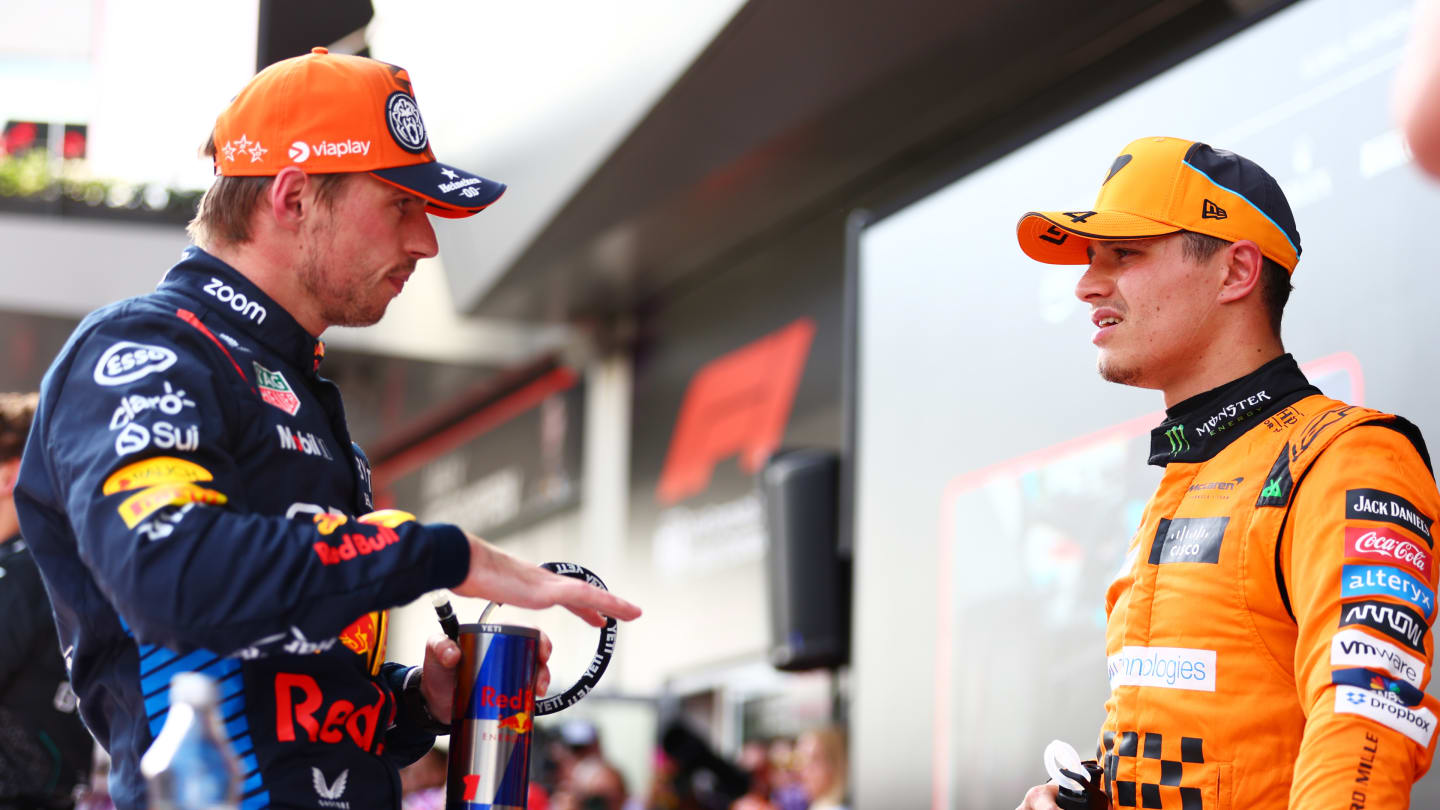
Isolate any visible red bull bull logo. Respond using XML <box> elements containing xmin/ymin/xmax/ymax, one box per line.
<box><xmin>496</xmin><ymin>711</ymin><xmax>531</xmax><ymax>735</ymax></box>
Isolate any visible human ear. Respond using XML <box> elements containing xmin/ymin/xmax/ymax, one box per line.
<box><xmin>1215</xmin><ymin>240</ymin><xmax>1264</xmax><ymax>304</ymax></box>
<box><xmin>266</xmin><ymin>167</ymin><xmax>311</xmax><ymax>233</ymax></box>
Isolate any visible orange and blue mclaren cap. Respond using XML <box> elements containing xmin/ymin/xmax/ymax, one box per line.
<box><xmin>1017</xmin><ymin>136</ymin><xmax>1301</xmax><ymax>272</ymax></box>
<box><xmin>211</xmin><ymin>47</ymin><xmax>504</xmax><ymax>219</ymax></box>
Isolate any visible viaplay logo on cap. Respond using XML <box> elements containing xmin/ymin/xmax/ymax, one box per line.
<box><xmin>385</xmin><ymin>92</ymin><xmax>428</xmax><ymax>154</ymax></box>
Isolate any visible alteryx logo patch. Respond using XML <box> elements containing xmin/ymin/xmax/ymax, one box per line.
<box><xmin>1148</xmin><ymin>517</ymin><xmax>1227</xmax><ymax>565</ymax></box>
<box><xmin>1339</xmin><ymin>599</ymin><xmax>1428</xmax><ymax>653</ymax></box>
<box><xmin>1342</xmin><ymin>564</ymin><xmax>1435</xmax><ymax>619</ymax></box>
<box><xmin>1106</xmin><ymin>646</ymin><xmax>1215</xmax><ymax>692</ymax></box>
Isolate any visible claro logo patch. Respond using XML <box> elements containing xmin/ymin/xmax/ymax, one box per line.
<box><xmin>1106</xmin><ymin>646</ymin><xmax>1216</xmax><ymax>692</ymax></box>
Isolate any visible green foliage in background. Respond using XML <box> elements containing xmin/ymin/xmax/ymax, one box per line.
<box><xmin>0</xmin><ymin>148</ymin><xmax>202</xmax><ymax>217</ymax></box>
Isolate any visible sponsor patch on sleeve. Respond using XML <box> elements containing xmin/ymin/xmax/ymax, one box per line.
<box><xmin>1334</xmin><ymin>684</ymin><xmax>1437</xmax><ymax>746</ymax></box>
<box><xmin>117</xmin><ymin>483</ymin><xmax>228</xmax><ymax>529</ymax></box>
<box><xmin>1347</xmin><ymin>489</ymin><xmax>1434</xmax><ymax>548</ymax></box>
<box><xmin>1332</xmin><ymin>667</ymin><xmax>1426</xmax><ymax>707</ymax></box>
<box><xmin>1341</xmin><ymin>564</ymin><xmax>1435</xmax><ymax>619</ymax></box>
<box><xmin>1331</xmin><ymin>628</ymin><xmax>1426</xmax><ymax>688</ymax></box>
<box><xmin>1345</xmin><ymin>526</ymin><xmax>1433</xmax><ymax>580</ymax></box>
<box><xmin>102</xmin><ymin>456</ymin><xmax>214</xmax><ymax>496</ymax></box>
<box><xmin>1339</xmin><ymin>599</ymin><xmax>1429</xmax><ymax>654</ymax></box>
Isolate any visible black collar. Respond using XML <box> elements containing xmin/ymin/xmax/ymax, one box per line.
<box><xmin>1148</xmin><ymin>353</ymin><xmax>1319</xmax><ymax>466</ymax></box>
<box><xmin>158</xmin><ymin>247</ymin><xmax>327</xmax><ymax>373</ymax></box>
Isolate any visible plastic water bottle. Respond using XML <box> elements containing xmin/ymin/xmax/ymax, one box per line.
<box><xmin>141</xmin><ymin>672</ymin><xmax>241</xmax><ymax>810</ymax></box>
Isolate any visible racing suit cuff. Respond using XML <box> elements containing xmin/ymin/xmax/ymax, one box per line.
<box><xmin>426</xmin><ymin>523</ymin><xmax>470</xmax><ymax>589</ymax></box>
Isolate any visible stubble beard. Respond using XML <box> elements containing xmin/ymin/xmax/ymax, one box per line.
<box><xmin>1097</xmin><ymin>354</ymin><xmax>1143</xmax><ymax>387</ymax></box>
<box><xmin>297</xmin><ymin>222</ymin><xmax>387</xmax><ymax>328</ymax></box>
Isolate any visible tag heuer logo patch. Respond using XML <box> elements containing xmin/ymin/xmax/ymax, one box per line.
<box><xmin>253</xmin><ymin>362</ymin><xmax>301</xmax><ymax>416</ymax></box>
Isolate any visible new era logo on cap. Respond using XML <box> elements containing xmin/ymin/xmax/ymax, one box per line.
<box><xmin>1015</xmin><ymin>136</ymin><xmax>1301</xmax><ymax>272</ymax></box>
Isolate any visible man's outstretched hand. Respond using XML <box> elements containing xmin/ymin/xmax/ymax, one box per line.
<box><xmin>451</xmin><ymin>532</ymin><xmax>643</xmax><ymax>627</ymax></box>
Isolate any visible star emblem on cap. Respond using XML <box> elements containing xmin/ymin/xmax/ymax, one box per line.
<box><xmin>247</xmin><ymin>141</ymin><xmax>268</xmax><ymax>162</ymax></box>
<box><xmin>234</xmin><ymin>134</ymin><xmax>252</xmax><ymax>152</ymax></box>
<box><xmin>221</xmin><ymin>141</ymin><xmax>238</xmax><ymax>162</ymax></box>
<box><xmin>440</xmin><ymin>168</ymin><xmax>458</xmax><ymax>180</ymax></box>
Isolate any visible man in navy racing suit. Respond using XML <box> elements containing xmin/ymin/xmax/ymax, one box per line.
<box><xmin>14</xmin><ymin>48</ymin><xmax>641</xmax><ymax>810</ymax></box>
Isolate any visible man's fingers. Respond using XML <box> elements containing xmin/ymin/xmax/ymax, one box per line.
<box><xmin>566</xmin><ymin>605</ymin><xmax>606</xmax><ymax>627</ymax></box>
<box><xmin>554</xmin><ymin>577</ymin><xmax>641</xmax><ymax>621</ymax></box>
<box><xmin>1018</xmin><ymin>783</ymin><xmax>1060</xmax><ymax>810</ymax></box>
<box><xmin>537</xmin><ymin>664</ymin><xmax>551</xmax><ymax>696</ymax></box>
<box><xmin>426</xmin><ymin>633</ymin><xmax>460</xmax><ymax>668</ymax></box>
<box><xmin>538</xmin><ymin>630</ymin><xmax>553</xmax><ymax>664</ymax></box>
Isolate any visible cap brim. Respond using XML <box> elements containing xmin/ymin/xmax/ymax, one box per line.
<box><xmin>1016</xmin><ymin>211</ymin><xmax>1180</xmax><ymax>264</ymax></box>
<box><xmin>371</xmin><ymin>161</ymin><xmax>506</xmax><ymax>219</ymax></box>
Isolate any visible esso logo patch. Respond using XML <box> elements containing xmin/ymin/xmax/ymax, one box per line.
<box><xmin>94</xmin><ymin>342</ymin><xmax>177</xmax><ymax>386</ymax></box>
<box><xmin>290</xmin><ymin>141</ymin><xmax>310</xmax><ymax>163</ymax></box>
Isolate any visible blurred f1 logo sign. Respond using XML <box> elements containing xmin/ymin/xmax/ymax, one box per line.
<box><xmin>656</xmin><ymin>318</ymin><xmax>815</xmax><ymax>504</ymax></box>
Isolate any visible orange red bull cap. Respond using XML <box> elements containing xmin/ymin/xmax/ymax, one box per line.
<box><xmin>211</xmin><ymin>47</ymin><xmax>504</xmax><ymax>218</ymax></box>
<box><xmin>1016</xmin><ymin>136</ymin><xmax>1301</xmax><ymax>272</ymax></box>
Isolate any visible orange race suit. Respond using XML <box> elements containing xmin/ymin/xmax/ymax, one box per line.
<box><xmin>1101</xmin><ymin>354</ymin><xmax>1440</xmax><ymax>809</ymax></box>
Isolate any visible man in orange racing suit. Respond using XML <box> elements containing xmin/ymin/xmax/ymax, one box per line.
<box><xmin>1013</xmin><ymin>137</ymin><xmax>1440</xmax><ymax>809</ymax></box>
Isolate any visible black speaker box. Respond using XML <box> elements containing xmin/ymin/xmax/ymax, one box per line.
<box><xmin>760</xmin><ymin>448</ymin><xmax>851</xmax><ymax>671</ymax></box>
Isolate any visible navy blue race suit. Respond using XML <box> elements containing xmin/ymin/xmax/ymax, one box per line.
<box><xmin>15</xmin><ymin>247</ymin><xmax>472</xmax><ymax>810</ymax></box>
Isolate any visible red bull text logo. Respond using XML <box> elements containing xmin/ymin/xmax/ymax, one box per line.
<box><xmin>479</xmin><ymin>685</ymin><xmax>534</xmax><ymax>713</ymax></box>
<box><xmin>312</xmin><ymin>525</ymin><xmax>401</xmax><ymax>565</ymax></box>
<box><xmin>273</xmin><ymin>673</ymin><xmax>386</xmax><ymax>751</ymax></box>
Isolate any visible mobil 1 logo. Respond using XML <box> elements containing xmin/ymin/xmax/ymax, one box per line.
<box><xmin>1148</xmin><ymin>517</ymin><xmax>1228</xmax><ymax>565</ymax></box>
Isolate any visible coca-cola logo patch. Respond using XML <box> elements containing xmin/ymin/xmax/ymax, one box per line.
<box><xmin>1346</xmin><ymin>525</ymin><xmax>1433</xmax><ymax>579</ymax></box>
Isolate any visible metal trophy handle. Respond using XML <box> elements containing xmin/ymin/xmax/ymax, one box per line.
<box><xmin>476</xmin><ymin>562</ymin><xmax>618</xmax><ymax>716</ymax></box>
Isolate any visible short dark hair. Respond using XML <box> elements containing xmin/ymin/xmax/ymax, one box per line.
<box><xmin>186</xmin><ymin>135</ymin><xmax>352</xmax><ymax>248</ymax></box>
<box><xmin>1179</xmin><ymin>231</ymin><xmax>1292</xmax><ymax>336</ymax></box>
<box><xmin>0</xmin><ymin>392</ymin><xmax>38</xmax><ymax>463</ymax></box>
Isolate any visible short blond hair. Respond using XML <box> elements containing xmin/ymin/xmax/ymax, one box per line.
<box><xmin>0</xmin><ymin>392</ymin><xmax>39</xmax><ymax>462</ymax></box>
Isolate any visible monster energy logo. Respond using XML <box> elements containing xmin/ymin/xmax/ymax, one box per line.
<box><xmin>1166</xmin><ymin>425</ymin><xmax>1191</xmax><ymax>455</ymax></box>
